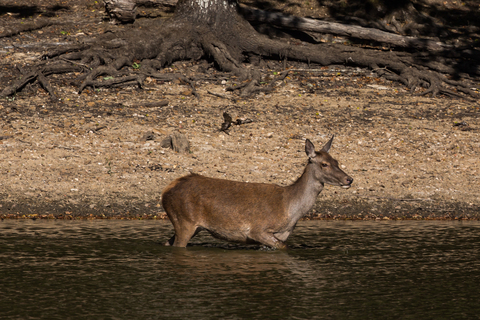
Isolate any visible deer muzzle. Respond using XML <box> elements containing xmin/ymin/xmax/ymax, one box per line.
<box><xmin>342</xmin><ymin>176</ymin><xmax>354</xmax><ymax>189</ymax></box>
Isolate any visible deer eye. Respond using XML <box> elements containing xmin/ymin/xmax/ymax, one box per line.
<box><xmin>321</xmin><ymin>163</ymin><xmax>328</xmax><ymax>168</ymax></box>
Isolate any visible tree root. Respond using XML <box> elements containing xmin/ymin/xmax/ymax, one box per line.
<box><xmin>0</xmin><ymin>19</ymin><xmax>56</xmax><ymax>39</ymax></box>
<box><xmin>1</xmin><ymin>63</ymin><xmax>81</xmax><ymax>98</ymax></box>
<box><xmin>1</xmin><ymin>2</ymin><xmax>478</xmax><ymax>101</ymax></box>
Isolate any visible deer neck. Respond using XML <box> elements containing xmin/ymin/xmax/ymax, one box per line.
<box><xmin>285</xmin><ymin>162</ymin><xmax>324</xmax><ymax>221</ymax></box>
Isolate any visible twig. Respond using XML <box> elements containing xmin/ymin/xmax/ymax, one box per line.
<box><xmin>207</xmin><ymin>90</ymin><xmax>235</xmax><ymax>100</ymax></box>
<box><xmin>354</xmin><ymin>194</ymin><xmax>433</xmax><ymax>202</ymax></box>
<box><xmin>177</xmin><ymin>75</ymin><xmax>199</xmax><ymax>99</ymax></box>
<box><xmin>86</xmin><ymin>126</ymin><xmax>107</xmax><ymax>134</ymax></box>
<box><xmin>286</xmin><ymin>69</ymin><xmax>329</xmax><ymax>72</ymax></box>
<box><xmin>60</xmin><ymin>57</ymin><xmax>92</xmax><ymax>69</ymax></box>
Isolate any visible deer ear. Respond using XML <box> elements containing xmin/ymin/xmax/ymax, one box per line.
<box><xmin>321</xmin><ymin>135</ymin><xmax>334</xmax><ymax>153</ymax></box>
<box><xmin>305</xmin><ymin>139</ymin><xmax>316</xmax><ymax>158</ymax></box>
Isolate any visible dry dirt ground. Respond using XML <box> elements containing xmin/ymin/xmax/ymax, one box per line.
<box><xmin>1</xmin><ymin>0</ymin><xmax>479</xmax><ymax>220</ymax></box>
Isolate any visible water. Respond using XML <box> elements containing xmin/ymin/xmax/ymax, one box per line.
<box><xmin>1</xmin><ymin>220</ymin><xmax>479</xmax><ymax>320</ymax></box>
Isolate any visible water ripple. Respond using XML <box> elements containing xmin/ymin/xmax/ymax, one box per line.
<box><xmin>1</xmin><ymin>220</ymin><xmax>479</xmax><ymax>319</ymax></box>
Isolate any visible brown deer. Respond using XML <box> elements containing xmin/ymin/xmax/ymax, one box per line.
<box><xmin>161</xmin><ymin>136</ymin><xmax>353</xmax><ymax>248</ymax></box>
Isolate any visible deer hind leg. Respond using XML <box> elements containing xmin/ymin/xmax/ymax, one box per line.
<box><xmin>164</xmin><ymin>235</ymin><xmax>176</xmax><ymax>246</ymax></box>
<box><xmin>165</xmin><ymin>223</ymin><xmax>200</xmax><ymax>247</ymax></box>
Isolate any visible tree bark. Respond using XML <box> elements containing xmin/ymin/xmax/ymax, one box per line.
<box><xmin>103</xmin><ymin>0</ymin><xmax>178</xmax><ymax>23</ymax></box>
<box><xmin>103</xmin><ymin>0</ymin><xmax>138</xmax><ymax>23</ymax></box>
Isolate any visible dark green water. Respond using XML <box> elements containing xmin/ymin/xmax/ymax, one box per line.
<box><xmin>1</xmin><ymin>220</ymin><xmax>479</xmax><ymax>319</ymax></box>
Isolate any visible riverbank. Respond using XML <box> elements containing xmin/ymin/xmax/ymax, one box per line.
<box><xmin>1</xmin><ymin>63</ymin><xmax>479</xmax><ymax>220</ymax></box>
<box><xmin>1</xmin><ymin>0</ymin><xmax>479</xmax><ymax>220</ymax></box>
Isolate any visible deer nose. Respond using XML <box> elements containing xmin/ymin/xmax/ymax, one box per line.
<box><xmin>346</xmin><ymin>177</ymin><xmax>353</xmax><ymax>185</ymax></box>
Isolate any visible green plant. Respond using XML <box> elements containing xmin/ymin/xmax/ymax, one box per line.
<box><xmin>106</xmin><ymin>159</ymin><xmax>112</xmax><ymax>175</ymax></box>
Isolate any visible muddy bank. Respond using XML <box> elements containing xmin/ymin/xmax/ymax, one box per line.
<box><xmin>1</xmin><ymin>197</ymin><xmax>479</xmax><ymax>220</ymax></box>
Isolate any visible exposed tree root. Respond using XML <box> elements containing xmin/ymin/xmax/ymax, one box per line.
<box><xmin>1</xmin><ymin>62</ymin><xmax>82</xmax><ymax>97</ymax></box>
<box><xmin>1</xmin><ymin>0</ymin><xmax>478</xmax><ymax>100</ymax></box>
<box><xmin>0</xmin><ymin>19</ymin><xmax>54</xmax><ymax>38</ymax></box>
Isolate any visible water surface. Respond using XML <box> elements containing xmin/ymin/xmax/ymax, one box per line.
<box><xmin>1</xmin><ymin>220</ymin><xmax>479</xmax><ymax>319</ymax></box>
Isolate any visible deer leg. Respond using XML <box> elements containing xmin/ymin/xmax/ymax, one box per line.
<box><xmin>249</xmin><ymin>231</ymin><xmax>287</xmax><ymax>249</ymax></box>
<box><xmin>167</xmin><ymin>224</ymin><xmax>200</xmax><ymax>247</ymax></box>
<box><xmin>164</xmin><ymin>235</ymin><xmax>176</xmax><ymax>246</ymax></box>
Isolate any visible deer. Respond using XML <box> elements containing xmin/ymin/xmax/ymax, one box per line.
<box><xmin>161</xmin><ymin>136</ymin><xmax>353</xmax><ymax>249</ymax></box>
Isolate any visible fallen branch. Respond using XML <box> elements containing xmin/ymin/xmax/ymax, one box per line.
<box><xmin>240</xmin><ymin>6</ymin><xmax>450</xmax><ymax>52</ymax></box>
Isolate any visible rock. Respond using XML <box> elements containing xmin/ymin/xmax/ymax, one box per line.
<box><xmin>171</xmin><ymin>132</ymin><xmax>190</xmax><ymax>153</ymax></box>
<box><xmin>140</xmin><ymin>131</ymin><xmax>155</xmax><ymax>142</ymax></box>
<box><xmin>160</xmin><ymin>132</ymin><xmax>190</xmax><ymax>153</ymax></box>
<box><xmin>160</xmin><ymin>136</ymin><xmax>172</xmax><ymax>148</ymax></box>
